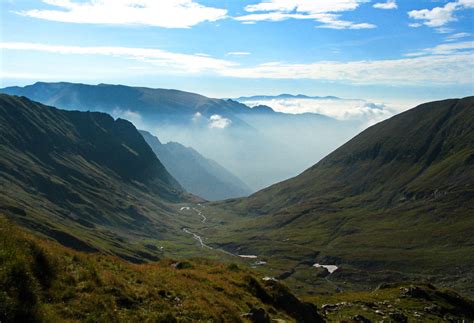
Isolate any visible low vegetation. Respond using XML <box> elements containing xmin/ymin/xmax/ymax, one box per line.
<box><xmin>0</xmin><ymin>216</ymin><xmax>324</xmax><ymax>322</ymax></box>
<box><xmin>2</xmin><ymin>216</ymin><xmax>473</xmax><ymax>321</ymax></box>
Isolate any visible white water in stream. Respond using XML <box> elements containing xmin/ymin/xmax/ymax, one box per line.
<box><xmin>313</xmin><ymin>263</ymin><xmax>338</xmax><ymax>274</ymax></box>
<box><xmin>182</xmin><ymin>228</ymin><xmax>213</xmax><ymax>249</ymax></box>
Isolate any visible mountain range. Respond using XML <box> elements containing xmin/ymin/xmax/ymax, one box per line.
<box><xmin>0</xmin><ymin>91</ymin><xmax>473</xmax><ymax>320</ymax></box>
<box><xmin>0</xmin><ymin>82</ymin><xmax>357</xmax><ymax>191</ymax></box>
<box><xmin>0</xmin><ymin>81</ymin><xmax>267</xmax><ymax>124</ymax></box>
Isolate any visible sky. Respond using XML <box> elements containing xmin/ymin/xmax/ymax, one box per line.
<box><xmin>1</xmin><ymin>0</ymin><xmax>473</xmax><ymax>108</ymax></box>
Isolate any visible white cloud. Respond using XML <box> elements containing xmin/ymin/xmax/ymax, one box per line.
<box><xmin>405</xmin><ymin>41</ymin><xmax>474</xmax><ymax>57</ymax></box>
<box><xmin>0</xmin><ymin>42</ymin><xmax>235</xmax><ymax>73</ymax></box>
<box><xmin>314</xmin><ymin>14</ymin><xmax>376</xmax><ymax>29</ymax></box>
<box><xmin>244</xmin><ymin>0</ymin><xmax>368</xmax><ymax>14</ymax></box>
<box><xmin>435</xmin><ymin>27</ymin><xmax>455</xmax><ymax>34</ymax></box>
<box><xmin>1</xmin><ymin>41</ymin><xmax>472</xmax><ymax>86</ymax></box>
<box><xmin>208</xmin><ymin>114</ymin><xmax>232</xmax><ymax>129</ymax></box>
<box><xmin>227</xmin><ymin>52</ymin><xmax>251</xmax><ymax>56</ymax></box>
<box><xmin>235</xmin><ymin>0</ymin><xmax>375</xmax><ymax>30</ymax></box>
<box><xmin>373</xmin><ymin>0</ymin><xmax>397</xmax><ymax>10</ymax></box>
<box><xmin>191</xmin><ymin>112</ymin><xmax>232</xmax><ymax>128</ymax></box>
<box><xmin>0</xmin><ymin>71</ymin><xmax>66</xmax><ymax>79</ymax></box>
<box><xmin>445</xmin><ymin>32</ymin><xmax>471</xmax><ymax>41</ymax></box>
<box><xmin>408</xmin><ymin>0</ymin><xmax>473</xmax><ymax>28</ymax></box>
<box><xmin>192</xmin><ymin>112</ymin><xmax>202</xmax><ymax>123</ymax></box>
<box><xmin>239</xmin><ymin>97</ymin><xmax>396</xmax><ymax>125</ymax></box>
<box><xmin>111</xmin><ymin>108</ymin><xmax>145</xmax><ymax>128</ymax></box>
<box><xmin>16</xmin><ymin>0</ymin><xmax>227</xmax><ymax>28</ymax></box>
<box><xmin>459</xmin><ymin>0</ymin><xmax>474</xmax><ymax>8</ymax></box>
<box><xmin>220</xmin><ymin>52</ymin><xmax>474</xmax><ymax>85</ymax></box>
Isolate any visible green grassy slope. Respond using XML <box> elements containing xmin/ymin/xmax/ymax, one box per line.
<box><xmin>208</xmin><ymin>97</ymin><xmax>474</xmax><ymax>295</ymax></box>
<box><xmin>0</xmin><ymin>216</ymin><xmax>324</xmax><ymax>322</ymax></box>
<box><xmin>0</xmin><ymin>94</ymin><xmax>194</xmax><ymax>262</ymax></box>
<box><xmin>2</xmin><ymin>216</ymin><xmax>473</xmax><ymax>322</ymax></box>
<box><xmin>235</xmin><ymin>97</ymin><xmax>473</xmax><ymax>213</ymax></box>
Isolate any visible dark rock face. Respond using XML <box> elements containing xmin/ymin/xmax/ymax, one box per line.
<box><xmin>314</xmin><ymin>266</ymin><xmax>330</xmax><ymax>278</ymax></box>
<box><xmin>400</xmin><ymin>286</ymin><xmax>430</xmax><ymax>299</ymax></box>
<box><xmin>276</xmin><ymin>269</ymin><xmax>295</xmax><ymax>280</ymax></box>
<box><xmin>247</xmin><ymin>277</ymin><xmax>324</xmax><ymax>322</ymax></box>
<box><xmin>352</xmin><ymin>314</ymin><xmax>371</xmax><ymax>322</ymax></box>
<box><xmin>249</xmin><ymin>308</ymin><xmax>270</xmax><ymax>323</ymax></box>
<box><xmin>389</xmin><ymin>312</ymin><xmax>408</xmax><ymax>322</ymax></box>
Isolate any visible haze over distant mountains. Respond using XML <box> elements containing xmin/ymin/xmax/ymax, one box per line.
<box><xmin>140</xmin><ymin>130</ymin><xmax>251</xmax><ymax>200</ymax></box>
<box><xmin>237</xmin><ymin>93</ymin><xmax>399</xmax><ymax>126</ymax></box>
<box><xmin>1</xmin><ymin>82</ymin><xmax>362</xmax><ymax>190</ymax></box>
<box><xmin>237</xmin><ymin>94</ymin><xmax>342</xmax><ymax>101</ymax></box>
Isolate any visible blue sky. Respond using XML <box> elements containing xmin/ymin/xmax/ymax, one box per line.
<box><xmin>1</xmin><ymin>0</ymin><xmax>473</xmax><ymax>106</ymax></box>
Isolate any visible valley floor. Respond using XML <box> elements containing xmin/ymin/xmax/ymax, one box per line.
<box><xmin>2</xmin><ymin>213</ymin><xmax>474</xmax><ymax>322</ymax></box>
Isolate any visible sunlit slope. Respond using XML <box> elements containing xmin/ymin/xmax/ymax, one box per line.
<box><xmin>213</xmin><ymin>97</ymin><xmax>474</xmax><ymax>293</ymax></box>
<box><xmin>3</xmin><ymin>215</ymin><xmax>473</xmax><ymax>322</ymax></box>
<box><xmin>0</xmin><ymin>216</ymin><xmax>324</xmax><ymax>322</ymax></box>
<box><xmin>239</xmin><ymin>97</ymin><xmax>473</xmax><ymax>213</ymax></box>
<box><xmin>0</xmin><ymin>94</ymin><xmax>188</xmax><ymax>262</ymax></box>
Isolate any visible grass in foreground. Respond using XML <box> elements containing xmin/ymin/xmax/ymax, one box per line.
<box><xmin>0</xmin><ymin>216</ymin><xmax>322</xmax><ymax>322</ymax></box>
<box><xmin>2</xmin><ymin>215</ymin><xmax>473</xmax><ymax>322</ymax></box>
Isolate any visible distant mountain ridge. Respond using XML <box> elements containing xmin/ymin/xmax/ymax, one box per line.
<box><xmin>140</xmin><ymin>130</ymin><xmax>252</xmax><ymax>200</ymax></box>
<box><xmin>237</xmin><ymin>94</ymin><xmax>341</xmax><ymax>101</ymax></box>
<box><xmin>0</xmin><ymin>82</ymin><xmax>272</xmax><ymax>123</ymax></box>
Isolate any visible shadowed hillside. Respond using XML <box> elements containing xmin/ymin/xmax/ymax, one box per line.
<box><xmin>0</xmin><ymin>94</ymin><xmax>188</xmax><ymax>262</ymax></box>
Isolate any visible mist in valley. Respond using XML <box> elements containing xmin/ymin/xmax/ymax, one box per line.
<box><xmin>118</xmin><ymin>96</ymin><xmax>398</xmax><ymax>192</ymax></box>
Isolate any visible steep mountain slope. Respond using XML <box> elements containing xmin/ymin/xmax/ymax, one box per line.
<box><xmin>209</xmin><ymin>97</ymin><xmax>474</xmax><ymax>294</ymax></box>
<box><xmin>239</xmin><ymin>97</ymin><xmax>473</xmax><ymax>213</ymax></box>
<box><xmin>140</xmin><ymin>130</ymin><xmax>251</xmax><ymax>200</ymax></box>
<box><xmin>0</xmin><ymin>94</ymin><xmax>188</xmax><ymax>262</ymax></box>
